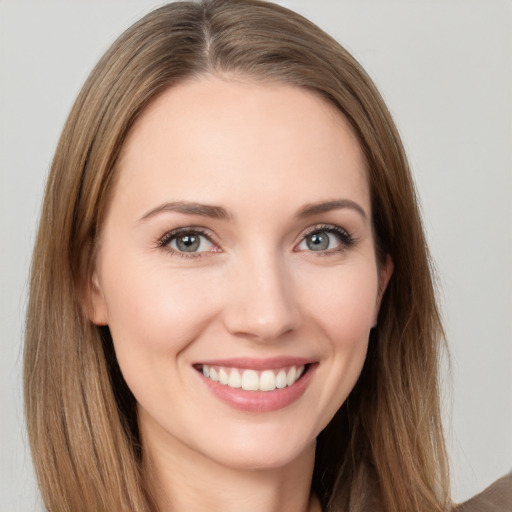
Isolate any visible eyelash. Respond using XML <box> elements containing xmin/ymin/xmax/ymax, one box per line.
<box><xmin>297</xmin><ymin>224</ymin><xmax>355</xmax><ymax>256</ymax></box>
<box><xmin>157</xmin><ymin>227</ymin><xmax>219</xmax><ymax>259</ymax></box>
<box><xmin>156</xmin><ymin>224</ymin><xmax>355</xmax><ymax>259</ymax></box>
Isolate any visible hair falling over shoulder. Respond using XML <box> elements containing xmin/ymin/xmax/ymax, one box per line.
<box><xmin>24</xmin><ymin>1</ymin><xmax>451</xmax><ymax>511</ymax></box>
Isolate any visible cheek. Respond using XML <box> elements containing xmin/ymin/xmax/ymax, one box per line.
<box><xmin>298</xmin><ymin>262</ymin><xmax>377</xmax><ymax>402</ymax></box>
<box><xmin>297</xmin><ymin>262</ymin><xmax>379</xmax><ymax>343</ymax></box>
<box><xmin>99</xmin><ymin>256</ymin><xmax>221</xmax><ymax>370</ymax></box>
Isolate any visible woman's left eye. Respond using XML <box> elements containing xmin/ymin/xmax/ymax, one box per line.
<box><xmin>296</xmin><ymin>226</ymin><xmax>353</xmax><ymax>253</ymax></box>
<box><xmin>159</xmin><ymin>229</ymin><xmax>217</xmax><ymax>255</ymax></box>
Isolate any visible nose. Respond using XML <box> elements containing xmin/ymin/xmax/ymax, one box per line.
<box><xmin>222</xmin><ymin>250</ymin><xmax>301</xmax><ymax>342</ymax></box>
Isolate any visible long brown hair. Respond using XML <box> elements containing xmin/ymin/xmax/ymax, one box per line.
<box><xmin>24</xmin><ymin>1</ymin><xmax>450</xmax><ymax>510</ymax></box>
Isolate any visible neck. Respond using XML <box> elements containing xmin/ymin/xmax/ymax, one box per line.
<box><xmin>140</xmin><ymin>418</ymin><xmax>320</xmax><ymax>512</ymax></box>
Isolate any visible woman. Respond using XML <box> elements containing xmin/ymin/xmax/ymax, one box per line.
<box><xmin>23</xmin><ymin>1</ymin><xmax>509</xmax><ymax>511</ymax></box>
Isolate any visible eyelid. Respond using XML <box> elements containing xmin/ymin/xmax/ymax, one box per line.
<box><xmin>156</xmin><ymin>223</ymin><xmax>355</xmax><ymax>258</ymax></box>
<box><xmin>294</xmin><ymin>223</ymin><xmax>355</xmax><ymax>253</ymax></box>
<box><xmin>157</xmin><ymin>226</ymin><xmax>222</xmax><ymax>258</ymax></box>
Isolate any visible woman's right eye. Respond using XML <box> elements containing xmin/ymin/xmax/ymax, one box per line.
<box><xmin>159</xmin><ymin>229</ymin><xmax>218</xmax><ymax>257</ymax></box>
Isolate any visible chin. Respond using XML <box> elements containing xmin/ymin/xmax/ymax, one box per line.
<box><xmin>188</xmin><ymin>417</ymin><xmax>319</xmax><ymax>472</ymax></box>
<box><xmin>205</xmin><ymin>436</ymin><xmax>315</xmax><ymax>472</ymax></box>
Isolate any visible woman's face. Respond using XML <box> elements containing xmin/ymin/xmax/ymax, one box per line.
<box><xmin>89</xmin><ymin>77</ymin><xmax>392</xmax><ymax>470</ymax></box>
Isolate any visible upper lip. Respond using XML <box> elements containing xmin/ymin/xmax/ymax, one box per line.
<box><xmin>193</xmin><ymin>356</ymin><xmax>314</xmax><ymax>371</ymax></box>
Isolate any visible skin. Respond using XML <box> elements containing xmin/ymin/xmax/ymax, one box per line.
<box><xmin>88</xmin><ymin>76</ymin><xmax>392</xmax><ymax>512</ymax></box>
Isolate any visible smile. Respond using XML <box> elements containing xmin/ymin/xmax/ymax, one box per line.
<box><xmin>194</xmin><ymin>358</ymin><xmax>316</xmax><ymax>412</ymax></box>
<box><xmin>200</xmin><ymin>364</ymin><xmax>306</xmax><ymax>392</ymax></box>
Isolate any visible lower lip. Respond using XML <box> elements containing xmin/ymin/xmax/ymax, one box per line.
<box><xmin>198</xmin><ymin>364</ymin><xmax>316</xmax><ymax>413</ymax></box>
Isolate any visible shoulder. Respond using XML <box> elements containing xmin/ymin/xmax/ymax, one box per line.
<box><xmin>452</xmin><ymin>473</ymin><xmax>512</xmax><ymax>512</ymax></box>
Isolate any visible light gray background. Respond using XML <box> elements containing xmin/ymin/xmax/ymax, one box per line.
<box><xmin>1</xmin><ymin>1</ymin><xmax>510</xmax><ymax>510</ymax></box>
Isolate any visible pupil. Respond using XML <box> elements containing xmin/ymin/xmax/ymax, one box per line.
<box><xmin>177</xmin><ymin>234</ymin><xmax>200</xmax><ymax>252</ymax></box>
<box><xmin>307</xmin><ymin>232</ymin><xmax>329</xmax><ymax>251</ymax></box>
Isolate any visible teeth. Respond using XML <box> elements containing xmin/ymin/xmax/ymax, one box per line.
<box><xmin>259</xmin><ymin>370</ymin><xmax>276</xmax><ymax>391</ymax></box>
<box><xmin>218</xmin><ymin>368</ymin><xmax>229</xmax><ymax>385</ymax></box>
<box><xmin>241</xmin><ymin>370</ymin><xmax>259</xmax><ymax>391</ymax></box>
<box><xmin>200</xmin><ymin>364</ymin><xmax>306</xmax><ymax>392</ymax></box>
<box><xmin>275</xmin><ymin>369</ymin><xmax>287</xmax><ymax>389</ymax></box>
<box><xmin>286</xmin><ymin>366</ymin><xmax>297</xmax><ymax>386</ymax></box>
<box><xmin>227</xmin><ymin>368</ymin><xmax>242</xmax><ymax>388</ymax></box>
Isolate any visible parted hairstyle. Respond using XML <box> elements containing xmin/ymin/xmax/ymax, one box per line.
<box><xmin>24</xmin><ymin>1</ymin><xmax>450</xmax><ymax>511</ymax></box>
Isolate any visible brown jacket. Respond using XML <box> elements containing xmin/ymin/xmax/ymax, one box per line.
<box><xmin>453</xmin><ymin>473</ymin><xmax>512</xmax><ymax>512</ymax></box>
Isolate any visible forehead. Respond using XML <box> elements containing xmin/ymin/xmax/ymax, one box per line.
<box><xmin>114</xmin><ymin>76</ymin><xmax>370</xmax><ymax>217</ymax></box>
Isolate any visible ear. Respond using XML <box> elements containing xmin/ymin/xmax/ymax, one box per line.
<box><xmin>373</xmin><ymin>254</ymin><xmax>393</xmax><ymax>326</ymax></box>
<box><xmin>83</xmin><ymin>270</ymin><xmax>109</xmax><ymax>326</ymax></box>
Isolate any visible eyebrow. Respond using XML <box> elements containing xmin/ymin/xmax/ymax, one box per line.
<box><xmin>296</xmin><ymin>199</ymin><xmax>367</xmax><ymax>220</ymax></box>
<box><xmin>139</xmin><ymin>198</ymin><xmax>367</xmax><ymax>223</ymax></box>
<box><xmin>139</xmin><ymin>201</ymin><xmax>231</xmax><ymax>222</ymax></box>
